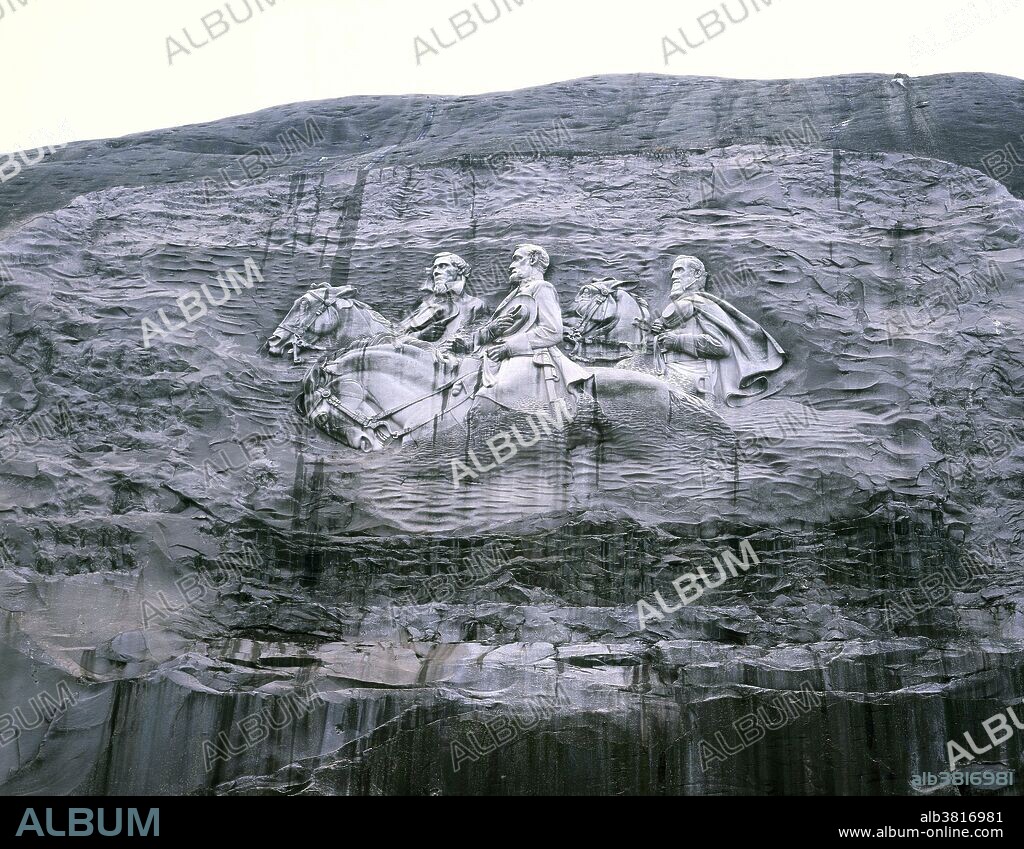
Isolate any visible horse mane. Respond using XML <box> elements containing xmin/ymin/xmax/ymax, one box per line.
<box><xmin>604</xmin><ymin>282</ymin><xmax>649</xmax><ymax>318</ymax></box>
<box><xmin>344</xmin><ymin>334</ymin><xmax>438</xmax><ymax>362</ymax></box>
<box><xmin>295</xmin><ymin>359</ymin><xmax>328</xmax><ymax>417</ymax></box>
<box><xmin>627</xmin><ymin>291</ymin><xmax>651</xmax><ymax>318</ymax></box>
<box><xmin>347</xmin><ymin>299</ymin><xmax>389</xmax><ymax>326</ymax></box>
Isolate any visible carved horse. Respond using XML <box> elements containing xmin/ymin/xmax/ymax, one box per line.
<box><xmin>299</xmin><ymin>341</ymin><xmax>686</xmax><ymax>453</ymax></box>
<box><xmin>564</xmin><ymin>278</ymin><xmax>651</xmax><ymax>363</ymax></box>
<box><xmin>298</xmin><ymin>340</ymin><xmax>483</xmax><ymax>452</ymax></box>
<box><xmin>267</xmin><ymin>284</ymin><xmax>392</xmax><ymax>363</ymax></box>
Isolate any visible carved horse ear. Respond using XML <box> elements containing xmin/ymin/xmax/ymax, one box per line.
<box><xmin>324</xmin><ymin>284</ymin><xmax>358</xmax><ymax>300</ymax></box>
<box><xmin>586</xmin><ymin>278</ymin><xmax>618</xmax><ymax>296</ymax></box>
<box><xmin>309</xmin><ymin>281</ymin><xmax>357</xmax><ymax>299</ymax></box>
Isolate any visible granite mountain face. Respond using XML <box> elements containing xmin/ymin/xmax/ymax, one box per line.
<box><xmin>0</xmin><ymin>73</ymin><xmax>1022</xmax><ymax>794</ymax></box>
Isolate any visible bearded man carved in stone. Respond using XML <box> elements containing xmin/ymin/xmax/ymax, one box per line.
<box><xmin>397</xmin><ymin>252</ymin><xmax>486</xmax><ymax>344</ymax></box>
<box><xmin>445</xmin><ymin>244</ymin><xmax>591</xmax><ymax>410</ymax></box>
<box><xmin>653</xmin><ymin>255</ymin><xmax>786</xmax><ymax>404</ymax></box>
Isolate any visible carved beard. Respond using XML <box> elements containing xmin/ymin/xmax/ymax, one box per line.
<box><xmin>427</xmin><ymin>276</ymin><xmax>466</xmax><ymax>297</ymax></box>
<box><xmin>510</xmin><ymin>269</ymin><xmax>541</xmax><ymax>289</ymax></box>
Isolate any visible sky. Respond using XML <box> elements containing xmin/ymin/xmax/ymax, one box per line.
<box><xmin>0</xmin><ymin>0</ymin><xmax>1021</xmax><ymax>153</ymax></box>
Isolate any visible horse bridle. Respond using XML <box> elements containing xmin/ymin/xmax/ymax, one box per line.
<box><xmin>566</xmin><ymin>291</ymin><xmax>610</xmax><ymax>354</ymax></box>
<box><xmin>569</xmin><ymin>289</ymin><xmax>650</xmax><ymax>354</ymax></box>
<box><xmin>311</xmin><ymin>366</ymin><xmax>479</xmax><ymax>446</ymax></box>
<box><xmin>280</xmin><ymin>289</ymin><xmax>348</xmax><ymax>364</ymax></box>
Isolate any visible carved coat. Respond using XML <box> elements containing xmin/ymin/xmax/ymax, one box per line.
<box><xmin>475</xmin><ymin>278</ymin><xmax>592</xmax><ymax>411</ymax></box>
<box><xmin>660</xmin><ymin>291</ymin><xmax>786</xmax><ymax>405</ymax></box>
<box><xmin>399</xmin><ymin>293</ymin><xmax>485</xmax><ymax>344</ymax></box>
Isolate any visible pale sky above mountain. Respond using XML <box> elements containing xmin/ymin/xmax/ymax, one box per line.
<box><xmin>0</xmin><ymin>0</ymin><xmax>1020</xmax><ymax>153</ymax></box>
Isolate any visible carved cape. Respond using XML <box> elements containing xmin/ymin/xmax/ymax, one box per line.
<box><xmin>661</xmin><ymin>292</ymin><xmax>786</xmax><ymax>405</ymax></box>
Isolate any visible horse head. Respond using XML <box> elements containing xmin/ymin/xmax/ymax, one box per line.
<box><xmin>268</xmin><ymin>283</ymin><xmax>392</xmax><ymax>362</ymax></box>
<box><xmin>569</xmin><ymin>278</ymin><xmax>650</xmax><ymax>351</ymax></box>
<box><xmin>298</xmin><ymin>342</ymin><xmax>481</xmax><ymax>452</ymax></box>
<box><xmin>300</xmin><ymin>372</ymin><xmax>393</xmax><ymax>452</ymax></box>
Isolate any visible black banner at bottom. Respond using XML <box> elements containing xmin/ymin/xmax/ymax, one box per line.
<box><xmin>0</xmin><ymin>794</ymin><xmax>1018</xmax><ymax>842</ymax></box>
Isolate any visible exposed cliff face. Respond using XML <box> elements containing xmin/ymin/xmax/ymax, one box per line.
<box><xmin>0</xmin><ymin>73</ymin><xmax>1022</xmax><ymax>795</ymax></box>
<box><xmin>4</xmin><ymin>71</ymin><xmax>1024</xmax><ymax>235</ymax></box>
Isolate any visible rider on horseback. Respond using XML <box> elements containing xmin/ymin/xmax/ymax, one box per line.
<box><xmin>396</xmin><ymin>252</ymin><xmax>486</xmax><ymax>344</ymax></box>
<box><xmin>444</xmin><ymin>244</ymin><xmax>591</xmax><ymax>411</ymax></box>
<box><xmin>652</xmin><ymin>255</ymin><xmax>786</xmax><ymax>404</ymax></box>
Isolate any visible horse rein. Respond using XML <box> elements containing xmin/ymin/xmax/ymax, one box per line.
<box><xmin>312</xmin><ymin>364</ymin><xmax>479</xmax><ymax>446</ymax></box>
<box><xmin>279</xmin><ymin>289</ymin><xmax>348</xmax><ymax>363</ymax></box>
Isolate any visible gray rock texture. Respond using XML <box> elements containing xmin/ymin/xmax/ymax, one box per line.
<box><xmin>0</xmin><ymin>72</ymin><xmax>1022</xmax><ymax>795</ymax></box>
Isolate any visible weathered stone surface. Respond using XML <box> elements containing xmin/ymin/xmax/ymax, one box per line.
<box><xmin>0</xmin><ymin>73</ymin><xmax>1022</xmax><ymax>795</ymax></box>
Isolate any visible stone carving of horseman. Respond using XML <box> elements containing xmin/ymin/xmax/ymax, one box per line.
<box><xmin>652</xmin><ymin>255</ymin><xmax>786</xmax><ymax>404</ymax></box>
<box><xmin>267</xmin><ymin>252</ymin><xmax>484</xmax><ymax>361</ymax></box>
<box><xmin>445</xmin><ymin>244</ymin><xmax>591</xmax><ymax>411</ymax></box>
<box><xmin>396</xmin><ymin>252</ymin><xmax>486</xmax><ymax>344</ymax></box>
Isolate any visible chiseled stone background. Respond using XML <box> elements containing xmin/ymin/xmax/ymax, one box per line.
<box><xmin>0</xmin><ymin>73</ymin><xmax>1022</xmax><ymax>794</ymax></box>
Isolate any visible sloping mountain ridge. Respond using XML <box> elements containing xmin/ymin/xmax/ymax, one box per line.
<box><xmin>0</xmin><ymin>73</ymin><xmax>1022</xmax><ymax>795</ymax></box>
